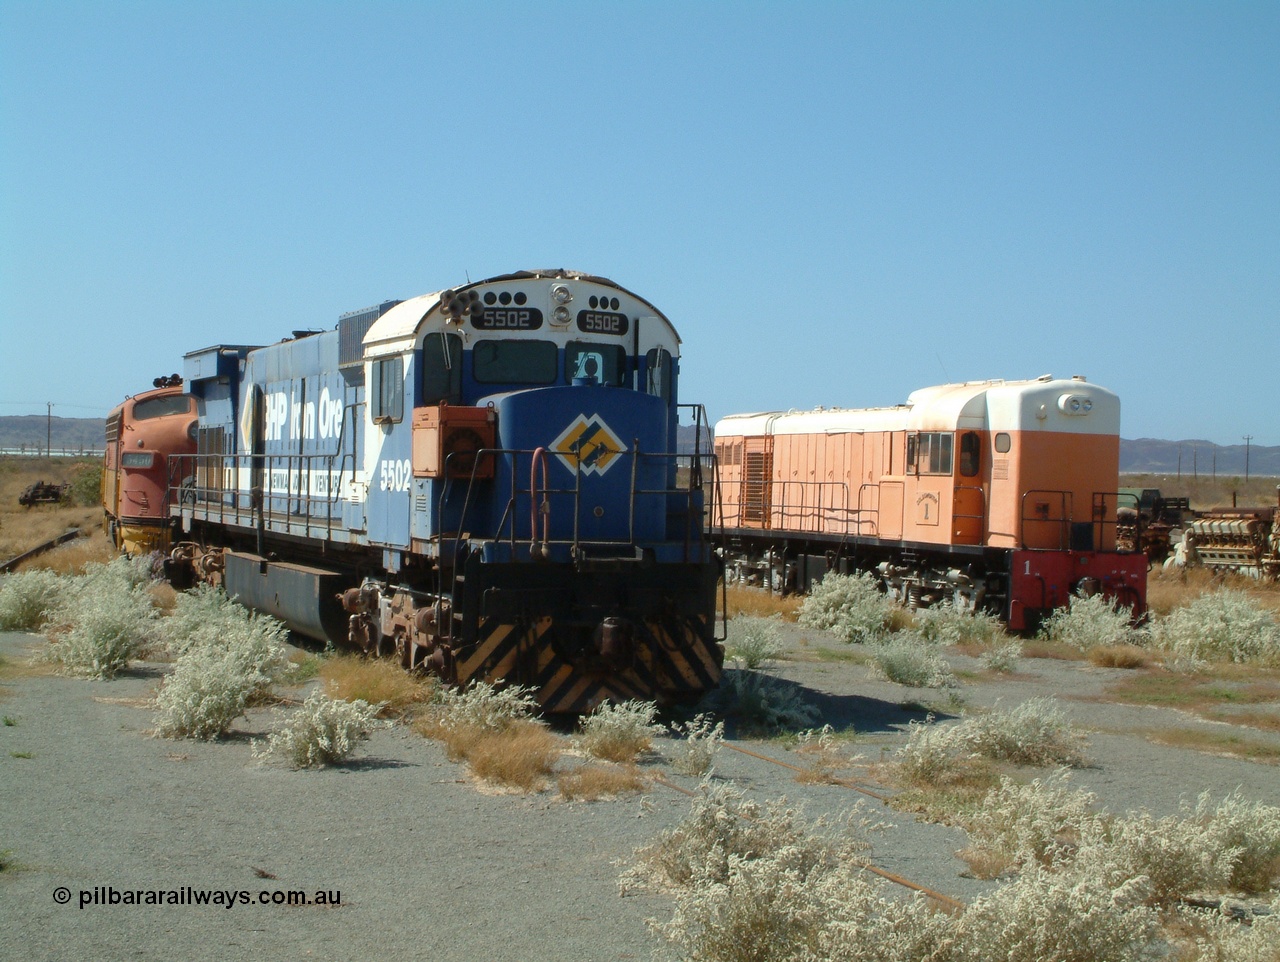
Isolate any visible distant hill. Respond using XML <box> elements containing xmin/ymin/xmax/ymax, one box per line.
<box><xmin>0</xmin><ymin>415</ymin><xmax>105</xmax><ymax>453</ymax></box>
<box><xmin>1120</xmin><ymin>438</ymin><xmax>1279</xmax><ymax>477</ymax></box>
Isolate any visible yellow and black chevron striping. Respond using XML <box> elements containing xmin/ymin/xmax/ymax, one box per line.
<box><xmin>453</xmin><ymin>613</ymin><xmax>722</xmax><ymax>714</ymax></box>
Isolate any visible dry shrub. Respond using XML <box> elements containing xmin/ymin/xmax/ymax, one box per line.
<box><xmin>253</xmin><ymin>689</ymin><xmax>383</xmax><ymax>768</ymax></box>
<box><xmin>414</xmin><ymin>681</ymin><xmax>565</xmax><ymax>791</ymax></box>
<box><xmin>711</xmin><ymin>668</ymin><xmax>820</xmax><ymax>735</ymax></box>
<box><xmin>577</xmin><ymin>699</ymin><xmax>664</xmax><ymax>761</ymax></box>
<box><xmin>792</xmin><ymin>725</ymin><xmax>856</xmax><ymax>785</ymax></box>
<box><xmin>1088</xmin><ymin>644</ymin><xmax>1150</xmax><ymax>668</ymax></box>
<box><xmin>868</xmin><ymin>635</ymin><xmax>957</xmax><ymax>688</ymax></box>
<box><xmin>19</xmin><ymin>531</ymin><xmax>115</xmax><ymax>576</ymax></box>
<box><xmin>725</xmin><ymin>584</ymin><xmax>802</xmax><ymax>621</ymax></box>
<box><xmin>458</xmin><ymin>720</ymin><xmax>562</xmax><ymax>791</ymax></box>
<box><xmin>320</xmin><ymin>654</ymin><xmax>436</xmax><ymax>718</ymax></box>
<box><xmin>558</xmin><ymin>762</ymin><xmax>648</xmax><ymax>800</ymax></box>
<box><xmin>727</xmin><ymin>615</ymin><xmax>785</xmax><ymax>668</ymax></box>
<box><xmin>959</xmin><ymin>771</ymin><xmax>1101</xmax><ymax>875</ymax></box>
<box><xmin>798</xmin><ymin>571</ymin><xmax>895</xmax><ymax>643</ymax></box>
<box><xmin>670</xmin><ymin>713</ymin><xmax>724</xmax><ymax>777</ymax></box>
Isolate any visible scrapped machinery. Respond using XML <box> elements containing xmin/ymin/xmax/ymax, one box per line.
<box><xmin>1116</xmin><ymin>488</ymin><xmax>1192</xmax><ymax>565</ymax></box>
<box><xmin>18</xmin><ymin>480</ymin><xmax>70</xmax><ymax>508</ymax></box>
<box><xmin>1179</xmin><ymin>494</ymin><xmax>1280</xmax><ymax>582</ymax></box>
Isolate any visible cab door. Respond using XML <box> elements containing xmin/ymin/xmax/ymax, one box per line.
<box><xmin>952</xmin><ymin>430</ymin><xmax>985</xmax><ymax>544</ymax></box>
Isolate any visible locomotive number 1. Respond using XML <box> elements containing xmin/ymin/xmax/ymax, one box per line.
<box><xmin>379</xmin><ymin>458</ymin><xmax>412</xmax><ymax>492</ymax></box>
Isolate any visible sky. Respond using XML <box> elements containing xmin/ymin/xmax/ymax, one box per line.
<box><xmin>2</xmin><ymin>1</ymin><xmax>1277</xmax><ymax>445</ymax></box>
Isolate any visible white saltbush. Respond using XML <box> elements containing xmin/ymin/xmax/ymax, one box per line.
<box><xmin>43</xmin><ymin>556</ymin><xmax>160</xmax><ymax>678</ymax></box>
<box><xmin>727</xmin><ymin>614</ymin><xmax>785</xmax><ymax>669</ymax></box>
<box><xmin>670</xmin><ymin>713</ymin><xmax>724</xmax><ymax>777</ymax></box>
<box><xmin>896</xmin><ymin>715</ymin><xmax>969</xmax><ymax>785</ymax></box>
<box><xmin>980</xmin><ymin>640</ymin><xmax>1023</xmax><ymax>673</ymax></box>
<box><xmin>1040</xmin><ymin>591</ymin><xmax>1142</xmax><ymax>651</ymax></box>
<box><xmin>622</xmin><ymin>782</ymin><xmax>872</xmax><ymax>895</ymax></box>
<box><xmin>0</xmin><ymin>569</ymin><xmax>66</xmax><ymax>631</ymax></box>
<box><xmin>576</xmin><ymin>699</ymin><xmax>665</xmax><ymax>761</ymax></box>
<box><xmin>152</xmin><ymin>587</ymin><xmax>291</xmax><ymax>739</ymax></box>
<box><xmin>868</xmin><ymin>635</ymin><xmax>956</xmax><ymax>689</ymax></box>
<box><xmin>429</xmin><ymin>679</ymin><xmax>538</xmax><ymax>732</ymax></box>
<box><xmin>629</xmin><ymin>785</ymin><xmax>1172</xmax><ymax>962</ymax></box>
<box><xmin>1093</xmin><ymin>810</ymin><xmax>1237</xmax><ymax>906</ymax></box>
<box><xmin>1152</xmin><ymin>591</ymin><xmax>1280</xmax><ymax>667</ymax></box>
<box><xmin>1194</xmin><ymin>790</ymin><xmax>1280</xmax><ymax>894</ymax></box>
<box><xmin>963</xmin><ymin>771</ymin><xmax>1101</xmax><ymax>870</ymax></box>
<box><xmin>953</xmin><ymin>860</ymin><xmax>1159</xmax><ymax>962</ymax></box>
<box><xmin>897</xmin><ymin>698</ymin><xmax>1088</xmax><ymax>783</ymax></box>
<box><xmin>154</xmin><ymin>645</ymin><xmax>265</xmax><ymax>740</ymax></box>
<box><xmin>798</xmin><ymin>572</ymin><xmax>894</xmax><ymax>643</ymax></box>
<box><xmin>717</xmin><ymin>668</ymin><xmax>820</xmax><ymax>733</ymax></box>
<box><xmin>253</xmin><ymin>689</ymin><xmax>383</xmax><ymax>768</ymax></box>
<box><xmin>1185</xmin><ymin>895</ymin><xmax>1280</xmax><ymax>962</ymax></box>
<box><xmin>914</xmin><ymin>603</ymin><xmax>1005</xmax><ymax>647</ymax></box>
<box><xmin>961</xmin><ymin>697</ymin><xmax>1088</xmax><ymax>767</ymax></box>
<box><xmin>159</xmin><ymin>586</ymin><xmax>290</xmax><ymax>698</ymax></box>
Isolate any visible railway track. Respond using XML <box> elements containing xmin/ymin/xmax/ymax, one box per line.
<box><xmin>0</xmin><ymin>528</ymin><xmax>83</xmax><ymax>574</ymax></box>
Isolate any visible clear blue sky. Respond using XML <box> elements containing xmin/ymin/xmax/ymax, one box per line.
<box><xmin>2</xmin><ymin>1</ymin><xmax>1277</xmax><ymax>445</ymax></box>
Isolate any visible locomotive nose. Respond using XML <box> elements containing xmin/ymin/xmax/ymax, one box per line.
<box><xmin>593</xmin><ymin>616</ymin><xmax>635</xmax><ymax>669</ymax></box>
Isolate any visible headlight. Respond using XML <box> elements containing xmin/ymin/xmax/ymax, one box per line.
<box><xmin>551</xmin><ymin>284</ymin><xmax>573</xmax><ymax>305</ymax></box>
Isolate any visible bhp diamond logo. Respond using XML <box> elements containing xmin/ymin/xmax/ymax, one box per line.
<box><xmin>551</xmin><ymin>414</ymin><xmax>626</xmax><ymax>476</ymax></box>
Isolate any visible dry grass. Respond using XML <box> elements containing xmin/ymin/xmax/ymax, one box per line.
<box><xmin>1098</xmin><ymin>667</ymin><xmax>1280</xmax><ymax>718</ymax></box>
<box><xmin>1120</xmin><ymin>472</ymin><xmax>1280</xmax><ymax>513</ymax></box>
<box><xmin>889</xmin><ymin>758</ymin><xmax>1003</xmax><ymax>824</ymax></box>
<box><xmin>414</xmin><ymin>711</ymin><xmax>566</xmax><ymax>792</ymax></box>
<box><xmin>15</xmin><ymin>530</ymin><xmax>115</xmax><ymax>575</ymax></box>
<box><xmin>1134</xmin><ymin>726</ymin><xmax>1280</xmax><ymax>764</ymax></box>
<box><xmin>0</xmin><ymin>456</ymin><xmax>104</xmax><ymax>562</ymax></box>
<box><xmin>1087</xmin><ymin>644</ymin><xmax>1151</xmax><ymax>669</ymax></box>
<box><xmin>1147</xmin><ymin>566</ymin><xmax>1280</xmax><ymax>618</ymax></box>
<box><xmin>557</xmin><ymin>762</ymin><xmax>649</xmax><ymax>800</ymax></box>
<box><xmin>724</xmin><ymin>584</ymin><xmax>802</xmax><ymax>621</ymax></box>
<box><xmin>1020</xmin><ymin>639</ymin><xmax>1086</xmax><ymax>661</ymax></box>
<box><xmin>319</xmin><ymin>654</ymin><xmax>437</xmax><ymax>718</ymax></box>
<box><xmin>451</xmin><ymin>720</ymin><xmax>564</xmax><ymax>791</ymax></box>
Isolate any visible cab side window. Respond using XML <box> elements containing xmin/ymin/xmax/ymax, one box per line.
<box><xmin>645</xmin><ymin>348</ymin><xmax>673</xmax><ymax>402</ymax></box>
<box><xmin>421</xmin><ymin>333</ymin><xmax>462</xmax><ymax>405</ymax></box>
<box><xmin>959</xmin><ymin>431</ymin><xmax>980</xmax><ymax>477</ymax></box>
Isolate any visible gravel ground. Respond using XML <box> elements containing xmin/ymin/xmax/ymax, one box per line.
<box><xmin>2</xmin><ymin>621</ymin><xmax>1278</xmax><ymax>962</ymax></box>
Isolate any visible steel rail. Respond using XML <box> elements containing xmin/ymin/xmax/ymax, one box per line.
<box><xmin>0</xmin><ymin>528</ymin><xmax>84</xmax><ymax>574</ymax></box>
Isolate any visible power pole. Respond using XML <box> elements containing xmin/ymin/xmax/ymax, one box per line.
<box><xmin>47</xmin><ymin>402</ymin><xmax>52</xmax><ymax>457</ymax></box>
<box><xmin>1244</xmin><ymin>435</ymin><xmax>1253</xmax><ymax>481</ymax></box>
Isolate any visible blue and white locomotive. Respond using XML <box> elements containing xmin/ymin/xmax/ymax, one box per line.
<box><xmin>170</xmin><ymin>269</ymin><xmax>723</xmax><ymax>712</ymax></box>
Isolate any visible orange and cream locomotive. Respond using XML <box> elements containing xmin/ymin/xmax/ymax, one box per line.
<box><xmin>713</xmin><ymin>375</ymin><xmax>1147</xmax><ymax>630</ymax></box>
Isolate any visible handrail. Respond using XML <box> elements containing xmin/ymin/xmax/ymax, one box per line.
<box><xmin>1019</xmin><ymin>489</ymin><xmax>1073</xmax><ymax>550</ymax></box>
